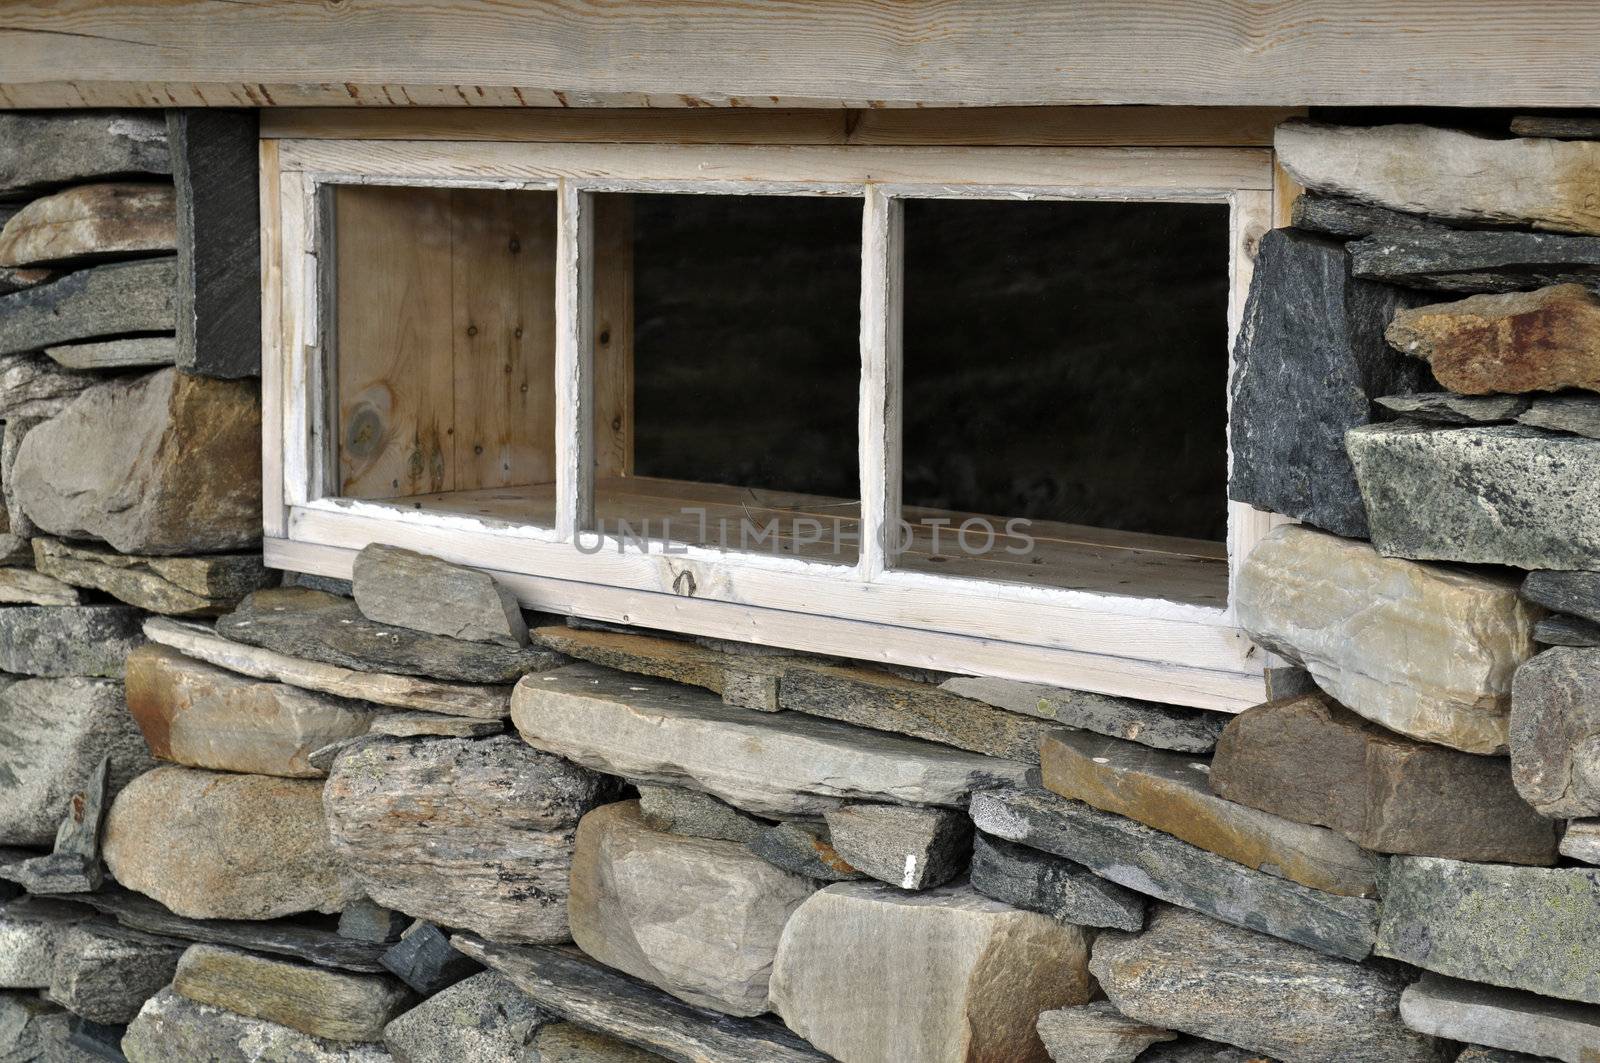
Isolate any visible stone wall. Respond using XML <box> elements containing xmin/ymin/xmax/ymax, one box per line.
<box><xmin>0</xmin><ymin>109</ymin><xmax>1598</xmax><ymax>1063</ymax></box>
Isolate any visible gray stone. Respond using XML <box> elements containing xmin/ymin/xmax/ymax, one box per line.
<box><xmin>1401</xmin><ymin>974</ymin><xmax>1600</xmax><ymax>1063</ymax></box>
<box><xmin>969</xmin><ymin>832</ymin><xmax>1146</xmax><ymax>932</ymax></box>
<box><xmin>121</xmin><ymin>988</ymin><xmax>394</xmax><ymax>1062</ymax></box>
<box><xmin>338</xmin><ymin>899</ymin><xmax>409</xmax><ymax>945</ymax></box>
<box><xmin>1376</xmin><ymin>393</ymin><xmax>1530</xmax><ymax>426</ymax></box>
<box><xmin>1452</xmin><ymin>1049</ymin><xmax>1550</xmax><ymax>1063</ymax></box>
<box><xmin>1562</xmin><ymin>820</ymin><xmax>1600</xmax><ymax>864</ymax></box>
<box><xmin>635</xmin><ymin>784</ymin><xmax>770</xmax><ymax>845</ymax></box>
<box><xmin>534</xmin><ymin>1023</ymin><xmax>660</xmax><ymax>1062</ymax></box>
<box><xmin>1138</xmin><ymin>1038</ymin><xmax>1287</xmax><ymax>1062</ymax></box>
<box><xmin>0</xmin><ymin>113</ymin><xmax>170</xmax><ymax>197</ymax></box>
<box><xmin>103</xmin><ymin>766</ymin><xmax>359</xmax><ymax>920</ymax></box>
<box><xmin>0</xmin><ymin>606</ymin><xmax>143</xmax><ymax>678</ymax></box>
<box><xmin>0</xmin><ymin>900</ymin><xmax>85</xmax><ymax>987</ymax></box>
<box><xmin>1094</xmin><ymin>906</ymin><xmax>1444</xmax><ymax>1063</ymax></box>
<box><xmin>353</xmin><ymin>544</ymin><xmax>527</xmax><ymax>647</ymax></box>
<box><xmin>1511</xmin><ymin>116</ymin><xmax>1600</xmax><ymax>140</ymax></box>
<box><xmin>1036</xmin><ymin>1001</ymin><xmax>1176</xmax><ymax>1063</ymax></box>
<box><xmin>0</xmin><ymin>536</ymin><xmax>28</xmax><ymax>567</ymax></box>
<box><xmin>0</xmin><ymin>991</ymin><xmax>85</xmax><ymax>1062</ymax></box>
<box><xmin>745</xmin><ymin>820</ymin><xmax>862</xmax><ymax>882</ymax></box>
<box><xmin>939</xmin><ymin>676</ymin><xmax>1225</xmax><ymax>753</ymax></box>
<box><xmin>323</xmin><ymin>736</ymin><xmax>613</xmax><ymax>943</ymax></box>
<box><xmin>12</xmin><ymin>368</ymin><xmax>260</xmax><ymax>555</ymax></box>
<box><xmin>49</xmin><ymin>923</ymin><xmax>184</xmax><ymax>1024</ymax></box>
<box><xmin>381</xmin><ymin>971</ymin><xmax>545</xmax><ymax>1062</ymax></box>
<box><xmin>0</xmin><ymin>258</ymin><xmax>175</xmax><ymax>357</ymax></box>
<box><xmin>219</xmin><ymin>588</ymin><xmax>560</xmax><ymax>684</ymax></box>
<box><xmin>1</xmin><ymin>755</ymin><xmax>111</xmax><ymax>894</ymax></box>
<box><xmin>1</xmin><ymin>416</ymin><xmax>44</xmax><ymax>539</ymax></box>
<box><xmin>770</xmin><ymin>880</ymin><xmax>1095</xmax><ymax>1063</ymax></box>
<box><xmin>1535</xmin><ymin>614</ymin><xmax>1600</xmax><ymax>646</ymax></box>
<box><xmin>365</xmin><ymin>712</ymin><xmax>503</xmax><ymax>739</ymax></box>
<box><xmin>1511</xmin><ymin>648</ymin><xmax>1600</xmax><ymax>817</ymax></box>
<box><xmin>1524</xmin><ymin>570</ymin><xmax>1600</xmax><ymax>625</ymax></box>
<box><xmin>380</xmin><ymin>923</ymin><xmax>480</xmax><ymax>997</ymax></box>
<box><xmin>145</xmin><ymin>616</ymin><xmax>514</xmax><ymax>719</ymax></box>
<box><xmin>0</xmin><ymin>182</ymin><xmax>175</xmax><ymax>268</ymax></box>
<box><xmin>1521</xmin><ymin>395</ymin><xmax>1600</xmax><ymax>439</ymax></box>
<box><xmin>1291</xmin><ymin>194</ymin><xmax>1450</xmax><ymax>239</ymax></box>
<box><xmin>513</xmin><ymin>663</ymin><xmax>1029</xmax><ymax>817</ymax></box>
<box><xmin>0</xmin><ymin>677</ymin><xmax>153</xmax><ymax>847</ymax></box>
<box><xmin>44</xmin><ymin>336</ymin><xmax>177</xmax><ymax>371</ymax></box>
<box><xmin>283</xmin><ymin>570</ymin><xmax>354</xmax><ymax>596</ymax></box>
<box><xmin>1377</xmin><ymin>856</ymin><xmax>1600</xmax><ymax>1005</ymax></box>
<box><xmin>172</xmin><ymin>943</ymin><xmax>415</xmax><ymax>1043</ymax></box>
<box><xmin>1349</xmin><ymin>229</ymin><xmax>1600</xmax><ymax>293</ymax></box>
<box><xmin>535</xmin><ymin>624</ymin><xmax>790</xmax><ymax>712</ymax></box>
<box><xmin>168</xmin><ymin>109</ymin><xmax>260</xmax><ymax>379</ymax></box>
<box><xmin>1227</xmin><ymin>227</ymin><xmax>1427</xmax><ymax>538</ymax></box>
<box><xmin>1350</xmin><ymin>423</ymin><xmax>1600</xmax><ymax>571</ymax></box>
<box><xmin>1041</xmin><ymin>728</ymin><xmax>1379</xmax><ymax>897</ymax></box>
<box><xmin>34</xmin><ymin>538</ymin><xmax>273</xmax><ymax>617</ymax></box>
<box><xmin>1235</xmin><ymin>525</ymin><xmax>1535</xmax><ymax>755</ymax></box>
<box><xmin>969</xmin><ymin>787</ymin><xmax>1378</xmax><ymax>960</ymax></box>
<box><xmin>1276</xmin><ymin>120</ymin><xmax>1600</xmax><ymax>236</ymax></box>
<box><xmin>569</xmin><ymin>801</ymin><xmax>816</xmax><ymax>1016</ymax></box>
<box><xmin>823</xmin><ymin>804</ymin><xmax>971</xmax><ymax>890</ymax></box>
<box><xmin>453</xmin><ymin>935</ymin><xmax>828</xmax><ymax>1063</ymax></box>
<box><xmin>0</xmin><ymin>353</ymin><xmax>94</xmax><ymax>420</ymax></box>
<box><xmin>0</xmin><ymin>569</ymin><xmax>81</xmax><ymax>606</ymax></box>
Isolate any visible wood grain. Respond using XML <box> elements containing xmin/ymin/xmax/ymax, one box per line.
<box><xmin>4</xmin><ymin>3</ymin><xmax>1600</xmax><ymax>108</ymax></box>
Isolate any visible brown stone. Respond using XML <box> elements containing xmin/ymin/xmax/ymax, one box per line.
<box><xmin>1213</xmin><ymin>694</ymin><xmax>1556</xmax><ymax>865</ymax></box>
<box><xmin>103</xmin><ymin>766</ymin><xmax>358</xmax><ymax>920</ymax></box>
<box><xmin>0</xmin><ymin>183</ymin><xmax>175</xmax><ymax>268</ymax></box>
<box><xmin>0</xmin><ymin>566</ymin><xmax>81</xmax><ymax>605</ymax></box>
<box><xmin>33</xmin><ymin>537</ymin><xmax>272</xmax><ymax>616</ymax></box>
<box><xmin>1040</xmin><ymin>728</ymin><xmax>1379</xmax><ymax>897</ymax></box>
<box><xmin>1387</xmin><ymin>284</ymin><xmax>1600</xmax><ymax>395</ymax></box>
<box><xmin>125</xmin><ymin>643</ymin><xmax>380</xmax><ymax>778</ymax></box>
<box><xmin>11</xmin><ymin>367</ymin><xmax>260</xmax><ymax>555</ymax></box>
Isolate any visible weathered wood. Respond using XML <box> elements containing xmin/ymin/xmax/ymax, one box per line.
<box><xmin>0</xmin><ymin>111</ymin><xmax>169</xmax><ymax>196</ymax></box>
<box><xmin>6</xmin><ymin>4</ymin><xmax>1600</xmax><ymax>107</ymax></box>
<box><xmin>168</xmin><ymin>110</ymin><xmax>261</xmax><ymax>378</ymax></box>
<box><xmin>0</xmin><ymin>257</ymin><xmax>175</xmax><ymax>357</ymax></box>
<box><xmin>0</xmin><ymin>183</ymin><xmax>175</xmax><ymax>268</ymax></box>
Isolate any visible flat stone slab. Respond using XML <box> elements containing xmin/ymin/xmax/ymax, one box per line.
<box><xmin>0</xmin><ymin>566</ymin><xmax>81</xmax><ymax>605</ymax></box>
<box><xmin>44</xmin><ymin>335</ymin><xmax>177</xmax><ymax>370</ymax></box>
<box><xmin>512</xmin><ymin>662</ymin><xmax>1029</xmax><ymax>816</ymax></box>
<box><xmin>1092</xmin><ymin>905</ymin><xmax>1443</xmax><ymax>1063</ymax></box>
<box><xmin>324</xmin><ymin>735</ymin><xmax>613</xmax><ymax>943</ymax></box>
<box><xmin>173</xmin><ymin>943</ymin><xmax>415</xmax><ymax>1043</ymax></box>
<box><xmin>1401</xmin><ymin>973</ymin><xmax>1600</xmax><ymax>1063</ymax></box>
<box><xmin>122</xmin><ymin>988</ymin><xmax>395</xmax><ymax>1063</ymax></box>
<box><xmin>1235</xmin><ymin>525</ymin><xmax>1535</xmax><ymax>754</ymax></box>
<box><xmin>1291</xmin><ymin>193</ymin><xmax>1449</xmax><ymax>240</ymax></box>
<box><xmin>1378</xmin><ymin>856</ymin><xmax>1600</xmax><ymax>1004</ymax></box>
<box><xmin>1350</xmin><ymin>422</ymin><xmax>1600</xmax><ymax>571</ymax></box>
<box><xmin>1388</xmin><ymin>284</ymin><xmax>1600</xmax><ymax>395</ymax></box>
<box><xmin>0</xmin><ymin>182</ymin><xmax>175</xmax><ymax>268</ymax></box>
<box><xmin>969</xmin><ymin>831</ymin><xmax>1146</xmax><ymax>932</ymax></box>
<box><xmin>0</xmin><ymin>257</ymin><xmax>175</xmax><ymax>357</ymax></box>
<box><xmin>770</xmin><ymin>881</ymin><xmax>1094</xmax><ymax>1063</ymax></box>
<box><xmin>1518</xmin><ymin>395</ymin><xmax>1600</xmax><ymax>438</ymax></box>
<box><xmin>1276</xmin><ymin>120</ymin><xmax>1600</xmax><ymax>235</ymax></box>
<box><xmin>1376</xmin><ymin>393</ymin><xmax>1530</xmax><ymax>426</ymax></box>
<box><xmin>1349</xmin><ymin>228</ymin><xmax>1600</xmax><ymax>292</ymax></box>
<box><xmin>0</xmin><ymin>112</ymin><xmax>170</xmax><ymax>196</ymax></box>
<box><xmin>1036</xmin><ymin>1000</ymin><xmax>1176</xmax><ymax>1063</ymax></box>
<box><xmin>0</xmin><ymin>351</ymin><xmax>94</xmax><ymax>420</ymax></box>
<box><xmin>365</xmin><ymin>711</ymin><xmax>503</xmax><ymax>738</ymax></box>
<box><xmin>570</xmin><ymin>801</ymin><xmax>815</xmax><ymax>1016</ymax></box>
<box><xmin>145</xmin><ymin>616</ymin><xmax>515</xmax><ymax>718</ymax></box>
<box><xmin>0</xmin><ymin>604</ymin><xmax>144</xmax><ymax>678</ymax></box>
<box><xmin>34</xmin><ymin>537</ymin><xmax>272</xmax><ymax>616</ymax></box>
<box><xmin>535</xmin><ymin>624</ymin><xmax>791</xmax><ymax>711</ymax></box>
<box><xmin>353</xmin><ymin>543</ymin><xmax>528</xmax><ymax>647</ymax></box>
<box><xmin>1524</xmin><ymin>570</ymin><xmax>1600</xmax><ymax>625</ymax></box>
<box><xmin>1212</xmin><ymin>693</ymin><xmax>1557</xmax><ymax>865</ymax></box>
<box><xmin>453</xmin><ymin>935</ymin><xmax>830</xmax><ymax>1063</ymax></box>
<box><xmin>126</xmin><ymin>643</ymin><xmax>381</xmax><ymax>778</ymax></box>
<box><xmin>381</xmin><ymin>970</ymin><xmax>549</xmax><ymax>1062</ymax></box>
<box><xmin>1511</xmin><ymin>647</ymin><xmax>1600</xmax><ymax>817</ymax></box>
<box><xmin>636</xmin><ymin>784</ymin><xmax>770</xmax><ymax>845</ymax></box>
<box><xmin>969</xmin><ymin>787</ymin><xmax>1378</xmax><ymax>960</ymax></box>
<box><xmin>822</xmin><ymin>803</ymin><xmax>971</xmax><ymax>890</ymax></box>
<box><xmin>535</xmin><ymin>1022</ymin><xmax>663</xmax><ymax>1062</ymax></box>
<box><xmin>939</xmin><ymin>676</ymin><xmax>1225</xmax><ymax>752</ymax></box>
<box><xmin>220</xmin><ymin>587</ymin><xmax>562</xmax><ymax>684</ymax></box>
<box><xmin>1041</xmin><ymin>728</ymin><xmax>1378</xmax><ymax>897</ymax></box>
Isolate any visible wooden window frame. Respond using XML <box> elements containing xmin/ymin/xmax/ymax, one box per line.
<box><xmin>261</xmin><ymin>133</ymin><xmax>1282</xmax><ymax>712</ymax></box>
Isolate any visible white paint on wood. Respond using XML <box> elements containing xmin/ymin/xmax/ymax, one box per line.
<box><xmin>554</xmin><ymin>180</ymin><xmax>596</xmax><ymax>539</ymax></box>
<box><xmin>857</xmin><ymin>187</ymin><xmax>902</xmax><ymax>581</ymax></box>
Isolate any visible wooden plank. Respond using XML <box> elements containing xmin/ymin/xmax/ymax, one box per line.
<box><xmin>6</xmin><ymin>3</ymin><xmax>1600</xmax><ymax>108</ymax></box>
<box><xmin>449</xmin><ymin>188</ymin><xmax>558</xmax><ymax>490</ymax></box>
<box><xmin>259</xmin><ymin>138</ymin><xmax>287</xmax><ymax>537</ymax></box>
<box><xmin>591</xmin><ymin>195</ymin><xmax>634</xmax><ymax>478</ymax></box>
<box><xmin>858</xmin><ymin>187</ymin><xmax>902</xmax><ymax>580</ymax></box>
<box><xmin>554</xmin><ymin>181</ymin><xmax>595</xmax><ymax>538</ymax></box>
<box><xmin>333</xmin><ymin>185</ymin><xmax>457</xmax><ymax>498</ymax></box>
<box><xmin>847</xmin><ymin>107</ymin><xmax>1301</xmax><ymax>146</ymax></box>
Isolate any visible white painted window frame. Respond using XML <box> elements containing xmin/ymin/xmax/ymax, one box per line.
<box><xmin>261</xmin><ymin>139</ymin><xmax>1279</xmax><ymax>711</ymax></box>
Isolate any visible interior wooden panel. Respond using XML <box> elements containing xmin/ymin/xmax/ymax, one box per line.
<box><xmin>592</xmin><ymin>196</ymin><xmax>635</xmax><ymax>478</ymax></box>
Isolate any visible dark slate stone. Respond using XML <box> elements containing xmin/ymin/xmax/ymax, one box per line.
<box><xmin>1349</xmin><ymin>229</ymin><xmax>1600</xmax><ymax>293</ymax></box>
<box><xmin>337</xmin><ymin>896</ymin><xmax>410</xmax><ymax>944</ymax></box>
<box><xmin>66</xmin><ymin>1015</ymin><xmax>128</xmax><ymax>1061</ymax></box>
<box><xmin>1376</xmin><ymin>393</ymin><xmax>1530</xmax><ymax>426</ymax></box>
<box><xmin>1519</xmin><ymin>395</ymin><xmax>1600</xmax><ymax>440</ymax></box>
<box><xmin>167</xmin><ymin>110</ymin><xmax>260</xmax><ymax>379</ymax></box>
<box><xmin>382</xmin><ymin>921</ymin><xmax>481</xmax><ymax>995</ymax></box>
<box><xmin>0</xmin><ymin>258</ymin><xmax>175</xmax><ymax>358</ymax></box>
<box><xmin>0</xmin><ymin>754</ymin><xmax>110</xmax><ymax>893</ymax></box>
<box><xmin>453</xmin><ymin>935</ymin><xmax>831</xmax><ymax>1063</ymax></box>
<box><xmin>1535</xmin><ymin>613</ymin><xmax>1600</xmax><ymax>647</ymax></box>
<box><xmin>1291</xmin><ymin>195</ymin><xmax>1450</xmax><ymax>240</ymax></box>
<box><xmin>1228</xmin><ymin>228</ymin><xmax>1429</xmax><ymax>538</ymax></box>
<box><xmin>969</xmin><ymin>831</ymin><xmax>1145</xmax><ymax>931</ymax></box>
<box><xmin>0</xmin><ymin>112</ymin><xmax>170</xmax><ymax>197</ymax></box>
<box><xmin>1524</xmin><ymin>570</ymin><xmax>1600</xmax><ymax>625</ymax></box>
<box><xmin>746</xmin><ymin>821</ymin><xmax>865</xmax><ymax>882</ymax></box>
<box><xmin>969</xmin><ymin>787</ymin><xmax>1378</xmax><ymax>961</ymax></box>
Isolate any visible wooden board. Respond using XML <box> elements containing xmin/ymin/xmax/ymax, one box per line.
<box><xmin>6</xmin><ymin>3</ymin><xmax>1600</xmax><ymax>108</ymax></box>
<box><xmin>592</xmin><ymin>195</ymin><xmax>634</xmax><ymax>478</ymax></box>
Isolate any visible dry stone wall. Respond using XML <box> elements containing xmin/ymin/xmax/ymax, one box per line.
<box><xmin>0</xmin><ymin>108</ymin><xmax>1598</xmax><ymax>1063</ymax></box>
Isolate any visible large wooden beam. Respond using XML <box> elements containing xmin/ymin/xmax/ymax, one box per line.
<box><xmin>2</xmin><ymin>1</ymin><xmax>1600</xmax><ymax>109</ymax></box>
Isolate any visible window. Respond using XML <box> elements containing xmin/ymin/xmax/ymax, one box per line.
<box><xmin>262</xmin><ymin>135</ymin><xmax>1277</xmax><ymax>711</ymax></box>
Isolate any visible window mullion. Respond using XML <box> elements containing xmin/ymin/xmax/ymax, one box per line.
<box><xmin>858</xmin><ymin>186</ymin><xmax>903</xmax><ymax>581</ymax></box>
<box><xmin>555</xmin><ymin>179</ymin><xmax>596</xmax><ymax>540</ymax></box>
